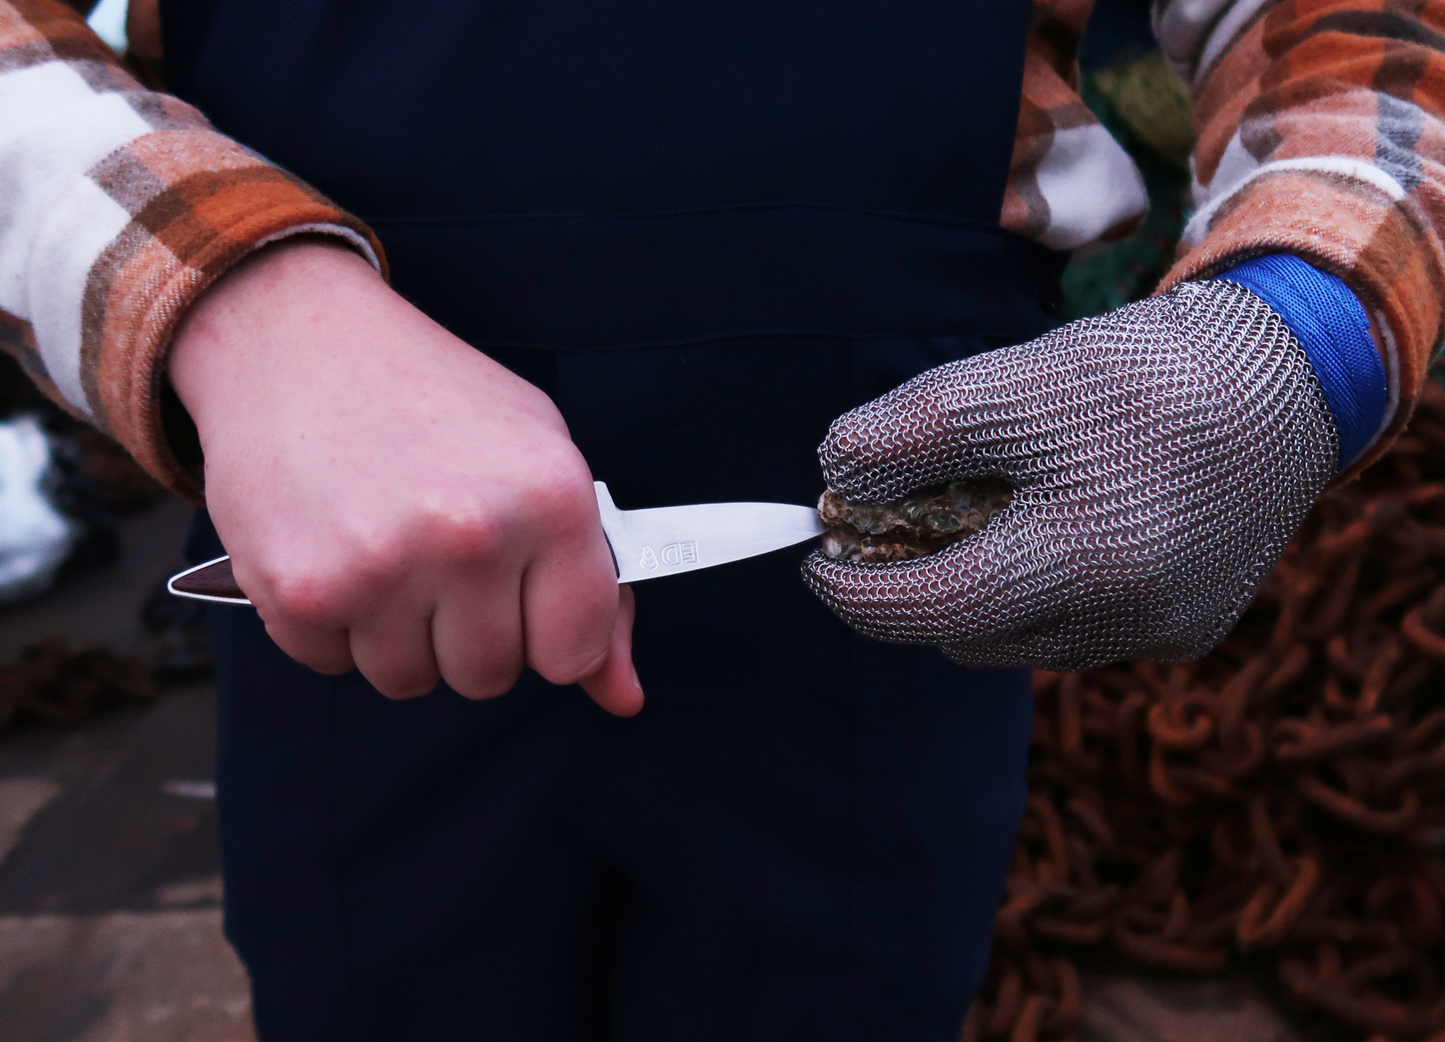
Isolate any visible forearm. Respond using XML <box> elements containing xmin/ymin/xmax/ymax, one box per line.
<box><xmin>1155</xmin><ymin>0</ymin><xmax>1445</xmax><ymax>476</ymax></box>
<box><xmin>0</xmin><ymin>0</ymin><xmax>382</xmax><ymax>500</ymax></box>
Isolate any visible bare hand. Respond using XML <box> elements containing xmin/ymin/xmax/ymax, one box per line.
<box><xmin>169</xmin><ymin>240</ymin><xmax>642</xmax><ymax>715</ymax></box>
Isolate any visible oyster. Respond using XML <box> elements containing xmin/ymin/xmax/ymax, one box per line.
<box><xmin>817</xmin><ymin>478</ymin><xmax>1012</xmax><ymax>563</ymax></box>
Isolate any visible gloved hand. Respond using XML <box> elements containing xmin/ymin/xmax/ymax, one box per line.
<box><xmin>802</xmin><ymin>279</ymin><xmax>1340</xmax><ymax>670</ymax></box>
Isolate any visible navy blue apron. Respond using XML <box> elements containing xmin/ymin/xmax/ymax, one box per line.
<box><xmin>164</xmin><ymin>3</ymin><xmax>1062</xmax><ymax>1039</ymax></box>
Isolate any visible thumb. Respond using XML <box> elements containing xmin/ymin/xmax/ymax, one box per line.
<box><xmin>578</xmin><ymin>584</ymin><xmax>643</xmax><ymax>716</ymax></box>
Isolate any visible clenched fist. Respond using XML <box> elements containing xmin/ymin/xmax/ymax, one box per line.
<box><xmin>170</xmin><ymin>240</ymin><xmax>642</xmax><ymax>715</ymax></box>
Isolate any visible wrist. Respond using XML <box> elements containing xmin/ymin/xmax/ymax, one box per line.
<box><xmin>1209</xmin><ymin>255</ymin><xmax>1387</xmax><ymax>471</ymax></box>
<box><xmin>168</xmin><ymin>238</ymin><xmax>384</xmax><ymax>430</ymax></box>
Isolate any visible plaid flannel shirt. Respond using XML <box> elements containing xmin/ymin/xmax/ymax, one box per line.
<box><xmin>1</xmin><ymin>0</ymin><xmax>1440</xmax><ymax>497</ymax></box>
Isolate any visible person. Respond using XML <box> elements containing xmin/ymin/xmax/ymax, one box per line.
<box><xmin>1</xmin><ymin>0</ymin><xmax>1441</xmax><ymax>1038</ymax></box>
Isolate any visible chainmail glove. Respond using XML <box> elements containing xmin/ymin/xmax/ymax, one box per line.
<box><xmin>802</xmin><ymin>280</ymin><xmax>1340</xmax><ymax>670</ymax></box>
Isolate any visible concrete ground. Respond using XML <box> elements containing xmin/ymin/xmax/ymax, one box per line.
<box><xmin>0</xmin><ymin>496</ymin><xmax>252</xmax><ymax>1041</ymax></box>
<box><xmin>0</xmin><ymin>498</ymin><xmax>1330</xmax><ymax>1042</ymax></box>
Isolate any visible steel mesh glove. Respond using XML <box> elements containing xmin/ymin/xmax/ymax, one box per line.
<box><xmin>801</xmin><ymin>280</ymin><xmax>1340</xmax><ymax>670</ymax></box>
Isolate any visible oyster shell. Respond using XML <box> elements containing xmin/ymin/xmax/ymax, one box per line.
<box><xmin>818</xmin><ymin>478</ymin><xmax>1012</xmax><ymax>563</ymax></box>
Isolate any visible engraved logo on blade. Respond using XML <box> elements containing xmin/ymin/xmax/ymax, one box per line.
<box><xmin>661</xmin><ymin>542</ymin><xmax>699</xmax><ymax>566</ymax></box>
<box><xmin>639</xmin><ymin>542</ymin><xmax>698</xmax><ymax>571</ymax></box>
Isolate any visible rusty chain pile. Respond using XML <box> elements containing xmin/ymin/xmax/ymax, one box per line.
<box><xmin>0</xmin><ymin>638</ymin><xmax>154</xmax><ymax>731</ymax></box>
<box><xmin>965</xmin><ymin>378</ymin><xmax>1445</xmax><ymax>1042</ymax></box>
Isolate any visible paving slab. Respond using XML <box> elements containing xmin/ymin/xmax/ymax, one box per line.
<box><xmin>0</xmin><ymin>909</ymin><xmax>254</xmax><ymax>1042</ymax></box>
<box><xmin>1080</xmin><ymin>972</ymin><xmax>1303</xmax><ymax>1042</ymax></box>
<box><xmin>0</xmin><ymin>663</ymin><xmax>250</xmax><ymax>1041</ymax></box>
<box><xmin>0</xmin><ymin>684</ymin><xmax>222</xmax><ymax>916</ymax></box>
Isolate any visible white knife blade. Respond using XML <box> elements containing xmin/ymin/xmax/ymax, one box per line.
<box><xmin>593</xmin><ymin>482</ymin><xmax>823</xmax><ymax>584</ymax></box>
<box><xmin>167</xmin><ymin>481</ymin><xmax>825</xmax><ymax>604</ymax></box>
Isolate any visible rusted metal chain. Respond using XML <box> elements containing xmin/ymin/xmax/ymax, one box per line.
<box><xmin>964</xmin><ymin>377</ymin><xmax>1445</xmax><ymax>1042</ymax></box>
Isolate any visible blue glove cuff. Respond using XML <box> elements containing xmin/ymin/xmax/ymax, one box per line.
<box><xmin>1212</xmin><ymin>254</ymin><xmax>1387</xmax><ymax>471</ymax></box>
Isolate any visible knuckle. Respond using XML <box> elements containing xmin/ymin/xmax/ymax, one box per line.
<box><xmin>536</xmin><ymin>643</ymin><xmax>609</xmax><ymax>689</ymax></box>
<box><xmin>363</xmin><ymin>659</ymin><xmax>440</xmax><ymax>700</ymax></box>
<box><xmin>451</xmin><ymin>664</ymin><xmax>522</xmax><ymax>701</ymax></box>
<box><xmin>262</xmin><ymin>625</ymin><xmax>354</xmax><ymax>675</ymax></box>
<box><xmin>523</xmin><ymin>458</ymin><xmax>597</xmax><ymax>531</ymax></box>
<box><xmin>512</xmin><ymin>379</ymin><xmax>562</xmax><ymax>417</ymax></box>
<box><xmin>526</xmin><ymin>579</ymin><xmax>619</xmax><ymax>687</ymax></box>
<box><xmin>404</xmin><ymin>449</ymin><xmax>599</xmax><ymax>572</ymax></box>
<box><xmin>256</xmin><ymin>538</ymin><xmax>408</xmax><ymax>626</ymax></box>
<box><xmin>374</xmin><ymin>677</ymin><xmax>436</xmax><ymax>700</ymax></box>
<box><xmin>421</xmin><ymin>505</ymin><xmax>507</xmax><ymax>565</ymax></box>
<box><xmin>439</xmin><ymin>637</ymin><xmax>526</xmax><ymax>700</ymax></box>
<box><xmin>264</xmin><ymin>571</ymin><xmax>354</xmax><ymax>627</ymax></box>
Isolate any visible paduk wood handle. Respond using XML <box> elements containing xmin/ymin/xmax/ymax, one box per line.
<box><xmin>171</xmin><ymin>557</ymin><xmax>246</xmax><ymax>600</ymax></box>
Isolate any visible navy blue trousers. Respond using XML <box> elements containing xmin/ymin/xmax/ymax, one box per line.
<box><xmin>202</xmin><ymin>336</ymin><xmax>1034</xmax><ymax>1041</ymax></box>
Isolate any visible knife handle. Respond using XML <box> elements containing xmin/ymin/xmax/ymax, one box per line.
<box><xmin>168</xmin><ymin>556</ymin><xmax>251</xmax><ymax>604</ymax></box>
<box><xmin>167</xmin><ymin>545</ymin><xmax>618</xmax><ymax>606</ymax></box>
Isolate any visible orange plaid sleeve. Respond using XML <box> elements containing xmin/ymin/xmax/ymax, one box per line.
<box><xmin>0</xmin><ymin>0</ymin><xmax>384</xmax><ymax>501</ymax></box>
<box><xmin>1155</xmin><ymin>0</ymin><xmax>1445</xmax><ymax>476</ymax></box>
<box><xmin>1001</xmin><ymin>0</ymin><xmax>1151</xmax><ymax>250</ymax></box>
